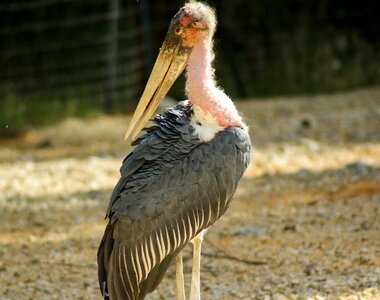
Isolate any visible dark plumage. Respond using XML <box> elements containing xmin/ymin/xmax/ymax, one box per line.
<box><xmin>98</xmin><ymin>102</ymin><xmax>251</xmax><ymax>299</ymax></box>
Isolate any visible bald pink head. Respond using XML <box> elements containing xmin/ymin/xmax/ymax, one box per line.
<box><xmin>182</xmin><ymin>3</ymin><xmax>245</xmax><ymax>130</ymax></box>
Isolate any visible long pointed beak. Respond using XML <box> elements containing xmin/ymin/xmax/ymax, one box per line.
<box><xmin>124</xmin><ymin>36</ymin><xmax>192</xmax><ymax>143</ymax></box>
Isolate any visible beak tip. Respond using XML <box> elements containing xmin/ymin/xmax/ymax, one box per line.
<box><xmin>124</xmin><ymin>131</ymin><xmax>134</xmax><ymax>143</ymax></box>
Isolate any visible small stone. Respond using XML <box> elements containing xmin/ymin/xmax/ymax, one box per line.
<box><xmin>360</xmin><ymin>221</ymin><xmax>371</xmax><ymax>230</ymax></box>
<box><xmin>262</xmin><ymin>284</ymin><xmax>272</xmax><ymax>291</ymax></box>
<box><xmin>0</xmin><ymin>263</ymin><xmax>7</xmax><ymax>272</ymax></box>
<box><xmin>273</xmin><ymin>293</ymin><xmax>289</xmax><ymax>300</ymax></box>
<box><xmin>345</xmin><ymin>162</ymin><xmax>372</xmax><ymax>173</ymax></box>
<box><xmin>283</xmin><ymin>224</ymin><xmax>297</xmax><ymax>232</ymax></box>
<box><xmin>304</xmin><ymin>263</ymin><xmax>318</xmax><ymax>276</ymax></box>
<box><xmin>233</xmin><ymin>225</ymin><xmax>269</xmax><ymax>238</ymax></box>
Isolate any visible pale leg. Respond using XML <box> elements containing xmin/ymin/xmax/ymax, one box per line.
<box><xmin>176</xmin><ymin>252</ymin><xmax>186</xmax><ymax>300</ymax></box>
<box><xmin>190</xmin><ymin>231</ymin><xmax>204</xmax><ymax>300</ymax></box>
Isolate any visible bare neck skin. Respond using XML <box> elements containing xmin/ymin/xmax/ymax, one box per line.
<box><xmin>186</xmin><ymin>35</ymin><xmax>245</xmax><ymax>129</ymax></box>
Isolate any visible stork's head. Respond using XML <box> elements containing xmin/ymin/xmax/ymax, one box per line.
<box><xmin>172</xmin><ymin>2</ymin><xmax>217</xmax><ymax>45</ymax></box>
<box><xmin>125</xmin><ymin>2</ymin><xmax>216</xmax><ymax>142</ymax></box>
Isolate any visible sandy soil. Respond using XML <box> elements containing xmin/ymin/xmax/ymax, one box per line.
<box><xmin>0</xmin><ymin>87</ymin><xmax>380</xmax><ymax>299</ymax></box>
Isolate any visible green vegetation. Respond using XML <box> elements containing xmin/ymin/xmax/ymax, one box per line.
<box><xmin>0</xmin><ymin>93</ymin><xmax>103</xmax><ymax>137</ymax></box>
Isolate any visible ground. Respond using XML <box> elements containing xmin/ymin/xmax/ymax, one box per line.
<box><xmin>0</xmin><ymin>87</ymin><xmax>380</xmax><ymax>300</ymax></box>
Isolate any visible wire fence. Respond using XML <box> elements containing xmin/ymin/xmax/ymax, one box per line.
<box><xmin>0</xmin><ymin>0</ymin><xmax>152</xmax><ymax>120</ymax></box>
<box><xmin>1</xmin><ymin>0</ymin><xmax>380</xmax><ymax>136</ymax></box>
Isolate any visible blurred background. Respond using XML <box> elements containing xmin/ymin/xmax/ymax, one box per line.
<box><xmin>1</xmin><ymin>0</ymin><xmax>379</xmax><ymax>137</ymax></box>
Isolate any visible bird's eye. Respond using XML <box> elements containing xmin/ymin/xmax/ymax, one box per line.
<box><xmin>175</xmin><ymin>27</ymin><xmax>183</xmax><ymax>35</ymax></box>
<box><xmin>191</xmin><ymin>21</ymin><xmax>207</xmax><ymax>30</ymax></box>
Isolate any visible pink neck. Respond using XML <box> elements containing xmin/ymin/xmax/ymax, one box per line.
<box><xmin>186</xmin><ymin>37</ymin><xmax>244</xmax><ymax>129</ymax></box>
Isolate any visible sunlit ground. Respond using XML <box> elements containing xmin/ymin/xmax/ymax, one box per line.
<box><xmin>0</xmin><ymin>87</ymin><xmax>379</xmax><ymax>299</ymax></box>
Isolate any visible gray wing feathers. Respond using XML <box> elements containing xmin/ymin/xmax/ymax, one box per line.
<box><xmin>98</xmin><ymin>103</ymin><xmax>251</xmax><ymax>299</ymax></box>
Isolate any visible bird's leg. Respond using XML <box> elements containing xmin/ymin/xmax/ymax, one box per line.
<box><xmin>190</xmin><ymin>231</ymin><xmax>204</xmax><ymax>300</ymax></box>
<box><xmin>176</xmin><ymin>252</ymin><xmax>186</xmax><ymax>300</ymax></box>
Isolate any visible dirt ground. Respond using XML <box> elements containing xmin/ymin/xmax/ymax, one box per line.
<box><xmin>1</xmin><ymin>87</ymin><xmax>380</xmax><ymax>299</ymax></box>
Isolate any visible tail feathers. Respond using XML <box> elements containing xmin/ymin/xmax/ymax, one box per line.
<box><xmin>97</xmin><ymin>224</ymin><xmax>114</xmax><ymax>300</ymax></box>
<box><xmin>97</xmin><ymin>223</ymin><xmax>181</xmax><ymax>300</ymax></box>
<box><xmin>139</xmin><ymin>252</ymin><xmax>177</xmax><ymax>297</ymax></box>
<box><xmin>97</xmin><ymin>223</ymin><xmax>140</xmax><ymax>300</ymax></box>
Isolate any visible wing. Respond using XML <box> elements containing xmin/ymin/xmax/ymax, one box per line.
<box><xmin>98</xmin><ymin>103</ymin><xmax>251</xmax><ymax>300</ymax></box>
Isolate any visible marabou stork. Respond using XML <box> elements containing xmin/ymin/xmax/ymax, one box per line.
<box><xmin>97</xmin><ymin>2</ymin><xmax>251</xmax><ymax>299</ymax></box>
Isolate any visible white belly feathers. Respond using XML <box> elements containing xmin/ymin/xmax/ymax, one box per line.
<box><xmin>190</xmin><ymin>104</ymin><xmax>224</xmax><ymax>142</ymax></box>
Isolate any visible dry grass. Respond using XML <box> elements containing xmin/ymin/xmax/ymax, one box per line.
<box><xmin>0</xmin><ymin>87</ymin><xmax>380</xmax><ymax>299</ymax></box>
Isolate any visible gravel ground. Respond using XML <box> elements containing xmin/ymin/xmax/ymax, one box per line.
<box><xmin>0</xmin><ymin>87</ymin><xmax>380</xmax><ymax>299</ymax></box>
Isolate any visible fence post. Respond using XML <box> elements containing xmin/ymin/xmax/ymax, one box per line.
<box><xmin>139</xmin><ymin>0</ymin><xmax>154</xmax><ymax>78</ymax></box>
<box><xmin>105</xmin><ymin>0</ymin><xmax>120</xmax><ymax>112</ymax></box>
